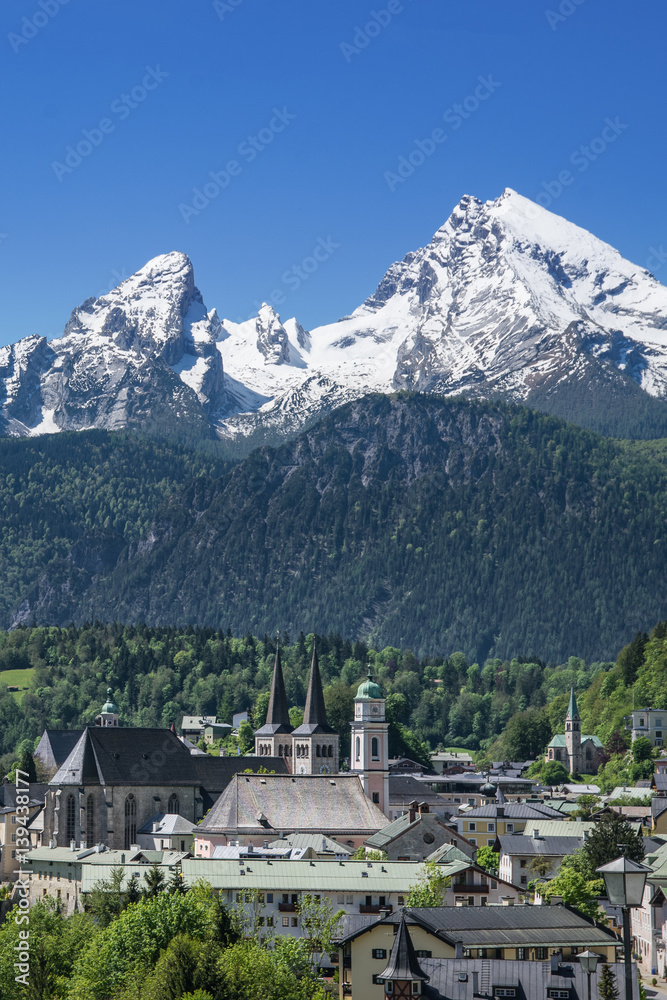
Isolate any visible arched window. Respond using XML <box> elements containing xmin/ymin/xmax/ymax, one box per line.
<box><xmin>167</xmin><ymin>794</ymin><xmax>179</xmax><ymax>815</ymax></box>
<box><xmin>124</xmin><ymin>795</ymin><xmax>137</xmax><ymax>850</ymax></box>
<box><xmin>328</xmin><ymin>745</ymin><xmax>333</xmax><ymax>758</ymax></box>
<box><xmin>66</xmin><ymin>794</ymin><xmax>76</xmax><ymax>843</ymax></box>
<box><xmin>316</xmin><ymin>745</ymin><xmax>321</xmax><ymax>757</ymax></box>
<box><xmin>86</xmin><ymin>795</ymin><xmax>94</xmax><ymax>847</ymax></box>
<box><xmin>371</xmin><ymin>737</ymin><xmax>379</xmax><ymax>759</ymax></box>
<box><xmin>355</xmin><ymin>737</ymin><xmax>361</xmax><ymax>761</ymax></box>
<box><xmin>279</xmin><ymin>744</ymin><xmax>283</xmax><ymax>756</ymax></box>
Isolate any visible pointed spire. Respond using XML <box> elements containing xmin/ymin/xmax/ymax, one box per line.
<box><xmin>378</xmin><ymin>912</ymin><xmax>430</xmax><ymax>983</ymax></box>
<box><xmin>567</xmin><ymin>686</ymin><xmax>579</xmax><ymax>719</ymax></box>
<box><xmin>303</xmin><ymin>647</ymin><xmax>328</xmax><ymax>726</ymax></box>
<box><xmin>255</xmin><ymin>644</ymin><xmax>293</xmax><ymax>735</ymax></box>
<box><xmin>292</xmin><ymin>643</ymin><xmax>337</xmax><ymax>735</ymax></box>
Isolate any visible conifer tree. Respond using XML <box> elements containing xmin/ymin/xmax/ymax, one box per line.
<box><xmin>598</xmin><ymin>964</ymin><xmax>620</xmax><ymax>1000</ymax></box>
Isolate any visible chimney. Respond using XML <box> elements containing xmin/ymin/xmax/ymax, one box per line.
<box><xmin>549</xmin><ymin>894</ymin><xmax>563</xmax><ymax>906</ymax></box>
<box><xmin>419</xmin><ymin>802</ymin><xmax>429</xmax><ymax>814</ymax></box>
<box><xmin>501</xmin><ymin>896</ymin><xmax>515</xmax><ymax>905</ymax></box>
<box><xmin>455</xmin><ymin>941</ymin><xmax>463</xmax><ymax>958</ymax></box>
<box><xmin>550</xmin><ymin>952</ymin><xmax>562</xmax><ymax>973</ymax></box>
<box><xmin>70</xmin><ymin>840</ymin><xmax>76</xmax><ymax>851</ymax></box>
<box><xmin>533</xmin><ymin>829</ymin><xmax>540</xmax><ymax>839</ymax></box>
<box><xmin>408</xmin><ymin>800</ymin><xmax>418</xmax><ymax>822</ymax></box>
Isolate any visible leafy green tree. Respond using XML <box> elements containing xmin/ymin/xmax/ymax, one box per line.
<box><xmin>168</xmin><ymin>868</ymin><xmax>187</xmax><ymax>895</ymax></box>
<box><xmin>581</xmin><ymin>814</ymin><xmax>644</xmax><ymax>872</ymax></box>
<box><xmin>540</xmin><ymin>760</ymin><xmax>570</xmax><ymax>785</ymax></box>
<box><xmin>351</xmin><ymin>847</ymin><xmax>387</xmax><ymax>861</ymax></box>
<box><xmin>605</xmin><ymin>730</ymin><xmax>629</xmax><ymax>756</ymax></box>
<box><xmin>598</xmin><ymin>963</ymin><xmax>620</xmax><ymax>1000</ymax></box>
<box><xmin>405</xmin><ymin>861</ymin><xmax>451</xmax><ymax>907</ymax></box>
<box><xmin>538</xmin><ymin>866</ymin><xmax>606</xmax><ymax>923</ymax></box>
<box><xmin>571</xmin><ymin>794</ymin><xmax>600</xmax><ymax>819</ymax></box>
<box><xmin>632</xmin><ymin>736</ymin><xmax>654</xmax><ymax>763</ymax></box>
<box><xmin>476</xmin><ymin>846</ymin><xmax>499</xmax><ymax>873</ymax></box>
<box><xmin>617</xmin><ymin>632</ymin><xmax>648</xmax><ymax>687</ymax></box>
<box><xmin>237</xmin><ymin>720</ymin><xmax>255</xmax><ymax>755</ymax></box>
<box><xmin>87</xmin><ymin>865</ymin><xmax>128</xmax><ymax>926</ymax></box>
<box><xmin>298</xmin><ymin>893</ymin><xmax>345</xmax><ymax>956</ymax></box>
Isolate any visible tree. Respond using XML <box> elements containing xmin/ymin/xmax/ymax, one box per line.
<box><xmin>581</xmin><ymin>814</ymin><xmax>644</xmax><ymax>872</ymax></box>
<box><xmin>237</xmin><ymin>720</ymin><xmax>255</xmax><ymax>755</ymax></box>
<box><xmin>538</xmin><ymin>866</ymin><xmax>606</xmax><ymax>923</ymax></box>
<box><xmin>605</xmin><ymin>730</ymin><xmax>629</xmax><ymax>756</ymax></box>
<box><xmin>528</xmin><ymin>856</ymin><xmax>554</xmax><ymax>880</ymax></box>
<box><xmin>351</xmin><ymin>847</ymin><xmax>387</xmax><ymax>861</ymax></box>
<box><xmin>405</xmin><ymin>861</ymin><xmax>451</xmax><ymax>907</ymax></box>
<box><xmin>571</xmin><ymin>794</ymin><xmax>600</xmax><ymax>819</ymax></box>
<box><xmin>540</xmin><ymin>760</ymin><xmax>570</xmax><ymax>785</ymax></box>
<box><xmin>617</xmin><ymin>631</ymin><xmax>648</xmax><ymax>687</ymax></box>
<box><xmin>476</xmin><ymin>846</ymin><xmax>499</xmax><ymax>873</ymax></box>
<box><xmin>168</xmin><ymin>868</ymin><xmax>187</xmax><ymax>895</ymax></box>
<box><xmin>598</xmin><ymin>963</ymin><xmax>620</xmax><ymax>1000</ymax></box>
<box><xmin>297</xmin><ymin>894</ymin><xmax>345</xmax><ymax>957</ymax></box>
<box><xmin>632</xmin><ymin>736</ymin><xmax>654</xmax><ymax>763</ymax></box>
<box><xmin>143</xmin><ymin>864</ymin><xmax>166</xmax><ymax>898</ymax></box>
<box><xmin>87</xmin><ymin>865</ymin><xmax>128</xmax><ymax>926</ymax></box>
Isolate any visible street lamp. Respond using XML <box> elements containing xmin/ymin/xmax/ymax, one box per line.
<box><xmin>597</xmin><ymin>856</ymin><xmax>653</xmax><ymax>1000</ymax></box>
<box><xmin>578</xmin><ymin>950</ymin><xmax>600</xmax><ymax>1000</ymax></box>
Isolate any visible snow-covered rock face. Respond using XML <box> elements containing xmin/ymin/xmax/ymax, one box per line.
<box><xmin>216</xmin><ymin>188</ymin><xmax>667</xmax><ymax>435</ymax></box>
<box><xmin>3</xmin><ymin>192</ymin><xmax>667</xmax><ymax>440</ymax></box>
<box><xmin>0</xmin><ymin>251</ymin><xmax>226</xmax><ymax>436</ymax></box>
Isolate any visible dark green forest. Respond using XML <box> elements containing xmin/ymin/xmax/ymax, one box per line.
<box><xmin>1</xmin><ymin>394</ymin><xmax>667</xmax><ymax>663</ymax></box>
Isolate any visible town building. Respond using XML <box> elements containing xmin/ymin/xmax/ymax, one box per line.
<box><xmin>365</xmin><ymin>801</ymin><xmax>476</xmax><ymax>861</ymax></box>
<box><xmin>625</xmin><ymin>708</ymin><xmax>667</xmax><ymax>748</ymax></box>
<box><xmin>544</xmin><ymin>688</ymin><xmax>605</xmax><ymax>774</ymax></box>
<box><xmin>497</xmin><ymin>833</ymin><xmax>585</xmax><ymax>889</ymax></box>
<box><xmin>0</xmin><ymin>783</ymin><xmax>47</xmax><ymax>881</ymax></box>
<box><xmin>253</xmin><ymin>647</ymin><xmax>294</xmax><ymax>764</ymax></box>
<box><xmin>136</xmin><ymin>813</ymin><xmax>197</xmax><ymax>852</ymax></box>
<box><xmin>630</xmin><ymin>838</ymin><xmax>667</xmax><ymax>977</ymax></box>
<box><xmin>194</xmin><ymin>772</ymin><xmax>389</xmax><ymax>854</ymax></box>
<box><xmin>24</xmin><ymin>846</ymin><xmax>186</xmax><ymax>916</ymax></box>
<box><xmin>387</xmin><ymin>777</ymin><xmax>451</xmax><ymax>821</ymax></box>
<box><xmin>413</xmin><ymin>773</ymin><xmax>537</xmax><ymax>809</ymax></box>
<box><xmin>430</xmin><ymin>751</ymin><xmax>475</xmax><ymax>774</ymax></box>
<box><xmin>457</xmin><ymin>788</ymin><xmax>562</xmax><ymax>847</ymax></box>
<box><xmin>34</xmin><ymin>730</ymin><xmax>83</xmax><ymax>778</ymax></box>
<box><xmin>336</xmin><ymin>904</ymin><xmax>621</xmax><ymax>1000</ymax></box>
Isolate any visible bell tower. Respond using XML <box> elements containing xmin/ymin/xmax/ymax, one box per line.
<box><xmin>95</xmin><ymin>688</ymin><xmax>119</xmax><ymax>727</ymax></box>
<box><xmin>350</xmin><ymin>667</ymin><xmax>389</xmax><ymax>816</ymax></box>
<box><xmin>564</xmin><ymin>686</ymin><xmax>582</xmax><ymax>774</ymax></box>
<box><xmin>253</xmin><ymin>647</ymin><xmax>294</xmax><ymax>769</ymax></box>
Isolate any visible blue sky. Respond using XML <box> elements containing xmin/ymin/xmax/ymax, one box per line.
<box><xmin>0</xmin><ymin>0</ymin><xmax>665</xmax><ymax>345</ymax></box>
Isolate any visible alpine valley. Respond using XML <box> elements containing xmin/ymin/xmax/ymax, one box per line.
<box><xmin>4</xmin><ymin>188</ymin><xmax>667</xmax><ymax>443</ymax></box>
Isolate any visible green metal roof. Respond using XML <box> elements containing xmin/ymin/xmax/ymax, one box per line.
<box><xmin>546</xmin><ymin>733</ymin><xmax>603</xmax><ymax>748</ymax></box>
<box><xmin>567</xmin><ymin>687</ymin><xmax>579</xmax><ymax>719</ymax></box>
<box><xmin>356</xmin><ymin>667</ymin><xmax>383</xmax><ymax>700</ymax></box>
<box><xmin>182</xmin><ymin>858</ymin><xmax>469</xmax><ymax>891</ymax></box>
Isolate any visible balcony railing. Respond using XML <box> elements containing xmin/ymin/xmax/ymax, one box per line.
<box><xmin>278</xmin><ymin>902</ymin><xmax>297</xmax><ymax>912</ymax></box>
<box><xmin>453</xmin><ymin>883</ymin><xmax>490</xmax><ymax>892</ymax></box>
<box><xmin>359</xmin><ymin>904</ymin><xmax>393</xmax><ymax>914</ymax></box>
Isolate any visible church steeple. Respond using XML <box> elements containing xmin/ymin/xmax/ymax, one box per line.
<box><xmin>567</xmin><ymin>686</ymin><xmax>579</xmax><ymax>720</ymax></box>
<box><xmin>564</xmin><ymin>685</ymin><xmax>581</xmax><ymax>775</ymax></box>
<box><xmin>291</xmin><ymin>645</ymin><xmax>339</xmax><ymax>774</ymax></box>
<box><xmin>265</xmin><ymin>647</ymin><xmax>292</xmax><ymax>732</ymax></box>
<box><xmin>254</xmin><ymin>645</ymin><xmax>294</xmax><ymax>767</ymax></box>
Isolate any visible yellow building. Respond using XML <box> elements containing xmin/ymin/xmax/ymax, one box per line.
<box><xmin>457</xmin><ymin>788</ymin><xmax>562</xmax><ymax>847</ymax></box>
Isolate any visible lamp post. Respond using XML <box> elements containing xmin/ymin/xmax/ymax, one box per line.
<box><xmin>596</xmin><ymin>856</ymin><xmax>653</xmax><ymax>1000</ymax></box>
<box><xmin>578</xmin><ymin>950</ymin><xmax>600</xmax><ymax>1000</ymax></box>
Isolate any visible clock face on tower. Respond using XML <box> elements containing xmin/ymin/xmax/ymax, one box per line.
<box><xmin>370</xmin><ymin>703</ymin><xmax>380</xmax><ymax>716</ymax></box>
<box><xmin>319</xmin><ymin>764</ymin><xmax>331</xmax><ymax>774</ymax></box>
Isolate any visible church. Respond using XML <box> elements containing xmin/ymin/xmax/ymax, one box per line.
<box><xmin>544</xmin><ymin>687</ymin><xmax>605</xmax><ymax>775</ymax></box>
<box><xmin>254</xmin><ymin>647</ymin><xmax>390</xmax><ymax>816</ymax></box>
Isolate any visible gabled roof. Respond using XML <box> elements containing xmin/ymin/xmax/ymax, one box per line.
<box><xmin>519</xmin><ymin>820</ymin><xmax>594</xmax><ymax>839</ymax></box>
<box><xmin>389</xmin><ymin>775</ymin><xmax>447</xmax><ymax>806</ymax></box>
<box><xmin>652</xmin><ymin>798</ymin><xmax>667</xmax><ymax>821</ymax></box>
<box><xmin>197</xmin><ymin>773</ymin><xmax>388</xmax><ymax>835</ymax></box>
<box><xmin>292</xmin><ymin>648</ymin><xmax>337</xmax><ymax>736</ymax></box>
<box><xmin>137</xmin><ymin>812</ymin><xmax>197</xmax><ymax>836</ymax></box>
<box><xmin>34</xmin><ymin>730</ymin><xmax>84</xmax><ymax>770</ymax></box>
<box><xmin>365</xmin><ymin>810</ymin><xmax>452</xmax><ymax>850</ymax></box>
<box><xmin>50</xmin><ymin>727</ymin><xmax>198</xmax><ymax>786</ymax></box>
<box><xmin>654</xmin><ymin>773</ymin><xmax>667</xmax><ymax>791</ymax></box>
<box><xmin>421</xmin><ymin>959</ymin><xmax>638</xmax><ymax>1000</ymax></box>
<box><xmin>379</xmin><ymin>912</ymin><xmax>429</xmax><ymax>982</ymax></box>
<box><xmin>254</xmin><ymin>647</ymin><xmax>293</xmax><ymax>737</ymax></box>
<box><xmin>267</xmin><ymin>832</ymin><xmax>352</xmax><ymax>855</ymax></box>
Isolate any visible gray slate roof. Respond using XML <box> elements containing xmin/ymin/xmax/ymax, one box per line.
<box><xmin>366</xmin><ymin>810</ymin><xmax>452</xmax><ymax>850</ymax></box>
<box><xmin>461</xmin><ymin>802</ymin><xmax>563</xmax><ymax>820</ymax></box>
<box><xmin>337</xmin><ymin>904</ymin><xmax>617</xmax><ymax>950</ymax></box>
<box><xmin>197</xmin><ymin>773</ymin><xmax>388</xmax><ymax>835</ymax></box>
<box><xmin>34</xmin><ymin>730</ymin><xmax>84</xmax><ymax>770</ymax></box>
<box><xmin>137</xmin><ymin>812</ymin><xmax>197</xmax><ymax>836</ymax></box>
<box><xmin>254</xmin><ymin>648</ymin><xmax>292</xmax><ymax>737</ymax></box>
<box><xmin>497</xmin><ymin>834</ymin><xmax>584</xmax><ymax>856</ymax></box>
<box><xmin>421</xmin><ymin>959</ymin><xmax>638</xmax><ymax>1000</ymax></box>
<box><xmin>390</xmin><ymin>775</ymin><xmax>448</xmax><ymax>806</ymax></box>
<box><xmin>292</xmin><ymin>648</ymin><xmax>337</xmax><ymax>736</ymax></box>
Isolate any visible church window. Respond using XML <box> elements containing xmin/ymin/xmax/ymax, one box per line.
<box><xmin>371</xmin><ymin>737</ymin><xmax>379</xmax><ymax>759</ymax></box>
<box><xmin>86</xmin><ymin>795</ymin><xmax>94</xmax><ymax>847</ymax></box>
<box><xmin>355</xmin><ymin>737</ymin><xmax>361</xmax><ymax>761</ymax></box>
<box><xmin>279</xmin><ymin>745</ymin><xmax>283</xmax><ymax>756</ymax></box>
<box><xmin>316</xmin><ymin>745</ymin><xmax>321</xmax><ymax>757</ymax></box>
<box><xmin>328</xmin><ymin>745</ymin><xmax>333</xmax><ymax>757</ymax></box>
<box><xmin>167</xmin><ymin>794</ymin><xmax>179</xmax><ymax>814</ymax></box>
<box><xmin>66</xmin><ymin>794</ymin><xmax>76</xmax><ymax>843</ymax></box>
<box><xmin>124</xmin><ymin>795</ymin><xmax>137</xmax><ymax>850</ymax></box>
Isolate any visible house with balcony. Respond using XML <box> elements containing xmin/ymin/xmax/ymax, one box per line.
<box><xmin>456</xmin><ymin>789</ymin><xmax>563</xmax><ymax>848</ymax></box>
<box><xmin>497</xmin><ymin>833</ymin><xmax>586</xmax><ymax>889</ymax></box>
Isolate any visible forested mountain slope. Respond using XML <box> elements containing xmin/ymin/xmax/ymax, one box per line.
<box><xmin>81</xmin><ymin>394</ymin><xmax>667</xmax><ymax>662</ymax></box>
